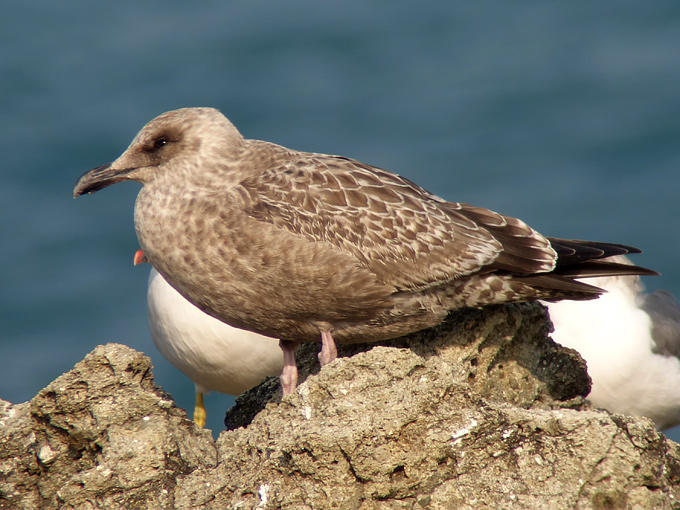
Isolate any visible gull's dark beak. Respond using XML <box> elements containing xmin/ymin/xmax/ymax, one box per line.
<box><xmin>73</xmin><ymin>163</ymin><xmax>134</xmax><ymax>198</ymax></box>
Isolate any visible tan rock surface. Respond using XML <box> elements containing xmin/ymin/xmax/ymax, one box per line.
<box><xmin>1</xmin><ymin>303</ymin><xmax>678</xmax><ymax>509</ymax></box>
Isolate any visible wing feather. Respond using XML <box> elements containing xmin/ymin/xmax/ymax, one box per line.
<box><xmin>235</xmin><ymin>153</ymin><xmax>557</xmax><ymax>291</ymax></box>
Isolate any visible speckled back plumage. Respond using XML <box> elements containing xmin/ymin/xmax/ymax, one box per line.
<box><xmin>75</xmin><ymin>107</ymin><xmax>656</xmax><ymax>345</ymax></box>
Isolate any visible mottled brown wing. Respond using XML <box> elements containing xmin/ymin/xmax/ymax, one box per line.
<box><xmin>450</xmin><ymin>204</ymin><xmax>558</xmax><ymax>274</ymax></box>
<box><xmin>235</xmin><ymin>153</ymin><xmax>555</xmax><ymax>291</ymax></box>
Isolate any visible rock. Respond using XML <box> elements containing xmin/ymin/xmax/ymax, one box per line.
<box><xmin>227</xmin><ymin>303</ymin><xmax>590</xmax><ymax>429</ymax></box>
<box><xmin>2</xmin><ymin>303</ymin><xmax>679</xmax><ymax>509</ymax></box>
<box><xmin>0</xmin><ymin>344</ymin><xmax>216</xmax><ymax>510</ymax></box>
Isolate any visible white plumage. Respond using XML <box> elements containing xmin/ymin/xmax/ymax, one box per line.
<box><xmin>546</xmin><ymin>258</ymin><xmax>680</xmax><ymax>430</ymax></box>
<box><xmin>145</xmin><ymin>266</ymin><xmax>283</xmax><ymax>427</ymax></box>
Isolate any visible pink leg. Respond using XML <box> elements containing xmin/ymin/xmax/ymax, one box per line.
<box><xmin>318</xmin><ymin>330</ymin><xmax>338</xmax><ymax>367</ymax></box>
<box><xmin>279</xmin><ymin>340</ymin><xmax>299</xmax><ymax>396</ymax></box>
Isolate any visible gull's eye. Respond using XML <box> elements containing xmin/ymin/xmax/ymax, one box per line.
<box><xmin>153</xmin><ymin>137</ymin><xmax>169</xmax><ymax>150</ymax></box>
<box><xmin>145</xmin><ymin>136</ymin><xmax>170</xmax><ymax>153</ymax></box>
<box><xmin>143</xmin><ymin>131</ymin><xmax>180</xmax><ymax>155</ymax></box>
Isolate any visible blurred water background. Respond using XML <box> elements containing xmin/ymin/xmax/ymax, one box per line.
<box><xmin>1</xmin><ymin>1</ymin><xmax>679</xmax><ymax>439</ymax></box>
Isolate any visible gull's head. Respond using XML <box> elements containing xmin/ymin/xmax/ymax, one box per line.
<box><xmin>73</xmin><ymin>107</ymin><xmax>244</xmax><ymax>197</ymax></box>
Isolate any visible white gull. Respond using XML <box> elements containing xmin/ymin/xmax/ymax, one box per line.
<box><xmin>546</xmin><ymin>256</ymin><xmax>680</xmax><ymax>430</ymax></box>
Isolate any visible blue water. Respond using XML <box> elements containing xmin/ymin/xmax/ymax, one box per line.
<box><xmin>1</xmin><ymin>1</ymin><xmax>679</xmax><ymax>439</ymax></box>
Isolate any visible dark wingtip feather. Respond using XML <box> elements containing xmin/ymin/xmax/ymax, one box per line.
<box><xmin>548</xmin><ymin>238</ymin><xmax>645</xmax><ymax>265</ymax></box>
<box><xmin>553</xmin><ymin>261</ymin><xmax>659</xmax><ymax>279</ymax></box>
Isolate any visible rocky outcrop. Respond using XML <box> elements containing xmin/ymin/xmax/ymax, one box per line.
<box><xmin>1</xmin><ymin>303</ymin><xmax>679</xmax><ymax>509</ymax></box>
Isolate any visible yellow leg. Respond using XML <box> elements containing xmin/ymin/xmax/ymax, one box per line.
<box><xmin>193</xmin><ymin>392</ymin><xmax>206</xmax><ymax>428</ymax></box>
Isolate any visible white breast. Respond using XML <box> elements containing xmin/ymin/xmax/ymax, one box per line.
<box><xmin>147</xmin><ymin>268</ymin><xmax>283</xmax><ymax>395</ymax></box>
<box><xmin>546</xmin><ymin>273</ymin><xmax>680</xmax><ymax>430</ymax></box>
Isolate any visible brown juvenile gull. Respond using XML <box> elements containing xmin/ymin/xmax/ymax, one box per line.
<box><xmin>133</xmin><ymin>250</ymin><xmax>283</xmax><ymax>428</ymax></box>
<box><xmin>73</xmin><ymin>107</ymin><xmax>657</xmax><ymax>396</ymax></box>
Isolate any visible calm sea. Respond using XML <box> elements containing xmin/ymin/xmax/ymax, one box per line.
<box><xmin>1</xmin><ymin>1</ymin><xmax>679</xmax><ymax>438</ymax></box>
